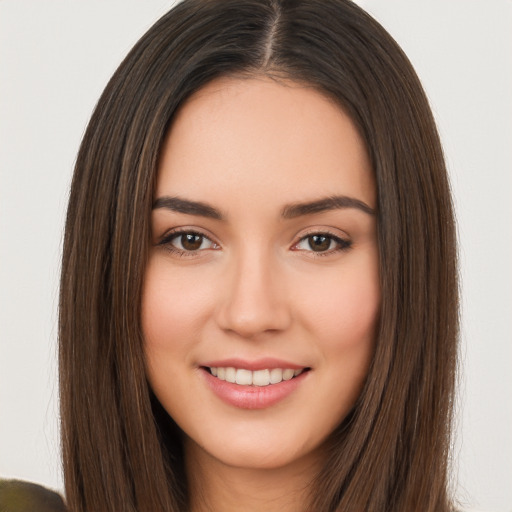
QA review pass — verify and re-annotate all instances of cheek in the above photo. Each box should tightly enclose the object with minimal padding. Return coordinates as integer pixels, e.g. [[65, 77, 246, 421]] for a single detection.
[[297, 256, 380, 354], [141, 257, 216, 412], [141, 257, 213, 353], [300, 256, 380, 423]]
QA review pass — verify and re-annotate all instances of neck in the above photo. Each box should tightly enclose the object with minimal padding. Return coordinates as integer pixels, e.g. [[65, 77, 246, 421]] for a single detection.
[[185, 439, 321, 512]]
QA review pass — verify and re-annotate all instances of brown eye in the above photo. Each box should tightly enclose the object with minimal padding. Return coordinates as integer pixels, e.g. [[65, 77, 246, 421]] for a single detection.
[[159, 230, 218, 254], [293, 232, 352, 255], [308, 235, 331, 252], [180, 233, 204, 251]]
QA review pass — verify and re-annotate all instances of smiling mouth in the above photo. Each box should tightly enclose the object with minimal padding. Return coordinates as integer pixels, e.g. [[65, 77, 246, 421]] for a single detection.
[[204, 367, 310, 387]]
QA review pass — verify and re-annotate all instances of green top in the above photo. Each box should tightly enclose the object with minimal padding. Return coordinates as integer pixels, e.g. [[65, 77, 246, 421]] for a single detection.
[[0, 479, 67, 512]]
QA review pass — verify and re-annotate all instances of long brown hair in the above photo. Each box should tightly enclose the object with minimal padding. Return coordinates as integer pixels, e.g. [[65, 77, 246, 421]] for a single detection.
[[59, 1, 459, 510]]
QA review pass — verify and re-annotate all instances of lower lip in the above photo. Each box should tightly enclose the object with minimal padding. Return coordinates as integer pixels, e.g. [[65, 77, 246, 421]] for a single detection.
[[201, 368, 309, 410]]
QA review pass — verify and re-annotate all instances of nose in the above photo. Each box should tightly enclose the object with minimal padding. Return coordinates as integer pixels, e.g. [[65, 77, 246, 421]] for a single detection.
[[215, 247, 292, 339]]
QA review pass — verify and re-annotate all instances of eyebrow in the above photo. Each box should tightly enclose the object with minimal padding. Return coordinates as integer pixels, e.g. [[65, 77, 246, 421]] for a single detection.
[[281, 195, 376, 218], [152, 194, 376, 220], [152, 196, 224, 220]]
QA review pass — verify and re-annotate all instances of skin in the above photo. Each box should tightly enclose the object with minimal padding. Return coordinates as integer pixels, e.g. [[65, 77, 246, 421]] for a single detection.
[[142, 76, 380, 512]]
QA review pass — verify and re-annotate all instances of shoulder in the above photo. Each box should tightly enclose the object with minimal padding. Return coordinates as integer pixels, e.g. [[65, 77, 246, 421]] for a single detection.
[[0, 479, 67, 512]]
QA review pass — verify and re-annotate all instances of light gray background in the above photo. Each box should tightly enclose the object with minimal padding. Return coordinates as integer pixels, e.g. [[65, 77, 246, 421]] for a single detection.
[[1, 1, 511, 511]]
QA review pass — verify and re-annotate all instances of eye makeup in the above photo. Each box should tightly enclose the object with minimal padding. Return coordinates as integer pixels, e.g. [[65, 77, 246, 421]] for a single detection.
[[156, 227, 352, 259]]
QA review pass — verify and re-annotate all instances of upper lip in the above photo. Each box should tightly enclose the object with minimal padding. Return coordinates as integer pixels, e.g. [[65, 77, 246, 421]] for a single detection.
[[200, 357, 309, 371]]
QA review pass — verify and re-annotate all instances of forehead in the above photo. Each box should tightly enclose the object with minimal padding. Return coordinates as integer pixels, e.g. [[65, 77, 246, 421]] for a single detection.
[[156, 76, 375, 210]]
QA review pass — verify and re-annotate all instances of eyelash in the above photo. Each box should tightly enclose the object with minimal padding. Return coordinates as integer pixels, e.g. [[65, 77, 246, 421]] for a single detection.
[[158, 229, 219, 258], [292, 231, 352, 257], [157, 229, 352, 258]]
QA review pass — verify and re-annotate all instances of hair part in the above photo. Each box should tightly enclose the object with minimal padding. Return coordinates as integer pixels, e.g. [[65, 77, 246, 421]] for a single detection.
[[59, 1, 459, 511]]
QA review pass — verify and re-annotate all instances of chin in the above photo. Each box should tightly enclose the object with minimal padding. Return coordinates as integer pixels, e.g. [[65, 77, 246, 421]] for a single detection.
[[185, 421, 328, 472]]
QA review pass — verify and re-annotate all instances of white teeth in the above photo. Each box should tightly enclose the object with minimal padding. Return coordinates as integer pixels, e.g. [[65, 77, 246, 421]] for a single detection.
[[225, 367, 236, 383], [208, 366, 305, 386], [252, 369, 270, 386], [283, 369, 295, 381], [236, 369, 253, 385], [269, 368, 283, 384]]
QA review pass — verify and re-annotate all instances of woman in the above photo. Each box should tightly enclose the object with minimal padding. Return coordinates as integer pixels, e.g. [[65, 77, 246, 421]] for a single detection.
[[59, 0, 459, 511]]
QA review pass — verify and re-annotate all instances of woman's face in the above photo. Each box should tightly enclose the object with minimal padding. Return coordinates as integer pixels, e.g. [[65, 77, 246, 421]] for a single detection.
[[142, 77, 380, 471]]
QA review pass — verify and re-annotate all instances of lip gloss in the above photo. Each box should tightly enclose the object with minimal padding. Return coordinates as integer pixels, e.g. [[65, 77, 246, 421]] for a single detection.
[[201, 368, 309, 410]]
